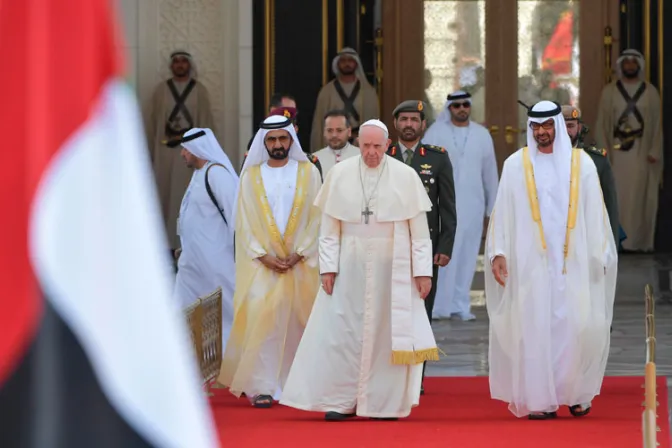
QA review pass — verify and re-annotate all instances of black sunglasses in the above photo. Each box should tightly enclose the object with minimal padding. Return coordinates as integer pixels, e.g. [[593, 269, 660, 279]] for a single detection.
[[450, 101, 471, 109]]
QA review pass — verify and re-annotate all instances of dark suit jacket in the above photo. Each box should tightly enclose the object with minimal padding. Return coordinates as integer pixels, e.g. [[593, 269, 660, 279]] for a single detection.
[[386, 142, 457, 256]]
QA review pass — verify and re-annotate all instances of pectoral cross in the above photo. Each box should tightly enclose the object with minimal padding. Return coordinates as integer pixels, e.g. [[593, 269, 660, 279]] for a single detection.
[[362, 206, 373, 224]]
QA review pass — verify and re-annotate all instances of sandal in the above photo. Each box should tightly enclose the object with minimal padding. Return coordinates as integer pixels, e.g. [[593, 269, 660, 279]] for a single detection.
[[568, 404, 591, 417], [252, 394, 273, 408]]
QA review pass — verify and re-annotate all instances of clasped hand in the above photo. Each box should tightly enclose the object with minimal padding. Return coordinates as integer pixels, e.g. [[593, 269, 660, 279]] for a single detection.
[[258, 253, 303, 273]]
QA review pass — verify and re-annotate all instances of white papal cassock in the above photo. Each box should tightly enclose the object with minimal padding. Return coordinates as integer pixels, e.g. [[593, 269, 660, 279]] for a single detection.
[[281, 153, 438, 418], [485, 102, 618, 417]]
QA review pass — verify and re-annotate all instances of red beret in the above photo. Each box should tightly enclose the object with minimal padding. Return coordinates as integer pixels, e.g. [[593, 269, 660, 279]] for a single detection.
[[269, 106, 298, 121]]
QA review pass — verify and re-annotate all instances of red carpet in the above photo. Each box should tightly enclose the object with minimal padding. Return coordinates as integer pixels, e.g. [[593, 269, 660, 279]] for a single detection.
[[211, 376, 670, 448]]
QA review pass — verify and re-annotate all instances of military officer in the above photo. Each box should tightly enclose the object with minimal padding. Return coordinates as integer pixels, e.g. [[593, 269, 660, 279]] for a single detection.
[[241, 106, 323, 179], [387, 100, 457, 394], [562, 105, 620, 245]]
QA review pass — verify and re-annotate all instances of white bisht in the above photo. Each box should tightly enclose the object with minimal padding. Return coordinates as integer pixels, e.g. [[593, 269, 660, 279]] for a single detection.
[[484, 101, 618, 417]]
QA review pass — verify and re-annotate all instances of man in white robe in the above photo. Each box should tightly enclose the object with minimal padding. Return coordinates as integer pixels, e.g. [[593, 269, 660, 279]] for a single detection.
[[310, 48, 379, 151], [218, 116, 322, 408], [485, 101, 618, 420], [171, 128, 238, 347], [144, 51, 216, 251], [281, 120, 438, 421], [424, 91, 499, 321], [313, 109, 360, 175], [595, 49, 663, 252]]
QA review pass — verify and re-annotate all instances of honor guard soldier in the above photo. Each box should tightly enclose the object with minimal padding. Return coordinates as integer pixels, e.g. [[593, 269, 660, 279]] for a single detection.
[[387, 100, 457, 394], [241, 106, 323, 180], [562, 105, 620, 246]]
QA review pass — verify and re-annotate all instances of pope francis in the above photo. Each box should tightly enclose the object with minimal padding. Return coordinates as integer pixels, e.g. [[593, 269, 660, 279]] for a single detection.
[[280, 119, 438, 421]]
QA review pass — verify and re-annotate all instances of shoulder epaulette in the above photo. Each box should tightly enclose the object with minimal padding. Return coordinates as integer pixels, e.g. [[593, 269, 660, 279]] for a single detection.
[[584, 146, 607, 157], [387, 145, 398, 156], [423, 144, 446, 154]]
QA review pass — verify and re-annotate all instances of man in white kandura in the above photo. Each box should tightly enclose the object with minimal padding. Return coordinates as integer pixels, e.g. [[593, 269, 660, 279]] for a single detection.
[[172, 128, 238, 348], [485, 101, 618, 420], [423, 90, 499, 321], [312, 109, 360, 175], [218, 115, 322, 408], [281, 119, 439, 421]]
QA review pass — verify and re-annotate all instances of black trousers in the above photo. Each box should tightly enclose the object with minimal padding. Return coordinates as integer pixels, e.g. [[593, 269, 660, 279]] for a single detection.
[[422, 263, 440, 382]]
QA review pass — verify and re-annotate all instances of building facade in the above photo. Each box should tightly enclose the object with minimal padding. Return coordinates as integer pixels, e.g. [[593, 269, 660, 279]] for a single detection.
[[118, 0, 670, 250]]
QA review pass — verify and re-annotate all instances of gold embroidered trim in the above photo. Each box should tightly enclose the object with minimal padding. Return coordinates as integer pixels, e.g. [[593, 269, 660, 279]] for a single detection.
[[523, 147, 581, 273], [391, 348, 440, 365], [563, 148, 581, 273], [250, 162, 311, 257], [522, 147, 547, 250]]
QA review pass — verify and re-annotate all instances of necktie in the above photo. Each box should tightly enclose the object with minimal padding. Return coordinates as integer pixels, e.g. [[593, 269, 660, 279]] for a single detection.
[[405, 149, 414, 166]]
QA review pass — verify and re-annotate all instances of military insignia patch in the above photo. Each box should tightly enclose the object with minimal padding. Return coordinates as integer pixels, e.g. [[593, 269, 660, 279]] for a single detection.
[[419, 147, 426, 156], [389, 146, 397, 156], [283, 109, 291, 118], [420, 164, 432, 169], [601, 148, 607, 156], [571, 109, 579, 119], [418, 101, 424, 112]]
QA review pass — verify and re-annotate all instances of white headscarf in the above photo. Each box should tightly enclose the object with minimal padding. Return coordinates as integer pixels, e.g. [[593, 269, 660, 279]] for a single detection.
[[332, 47, 373, 87], [616, 48, 645, 81], [526, 100, 573, 219], [170, 50, 197, 78], [242, 115, 309, 173], [181, 128, 238, 179], [431, 90, 472, 128]]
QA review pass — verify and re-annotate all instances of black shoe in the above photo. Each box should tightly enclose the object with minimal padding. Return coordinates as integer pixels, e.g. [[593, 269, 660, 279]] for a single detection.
[[370, 417, 398, 421], [528, 411, 557, 420], [420, 386, 425, 395], [325, 411, 356, 421], [568, 405, 591, 417]]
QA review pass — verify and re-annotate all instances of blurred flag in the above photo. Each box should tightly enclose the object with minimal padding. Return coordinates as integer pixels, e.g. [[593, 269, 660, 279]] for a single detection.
[[541, 9, 574, 76], [0, 1, 218, 447]]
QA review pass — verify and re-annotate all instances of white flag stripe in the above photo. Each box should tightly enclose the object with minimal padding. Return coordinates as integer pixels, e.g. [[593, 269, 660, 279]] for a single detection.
[[30, 81, 218, 448]]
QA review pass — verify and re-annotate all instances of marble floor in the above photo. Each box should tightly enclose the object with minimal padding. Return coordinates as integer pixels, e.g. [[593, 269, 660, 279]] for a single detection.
[[426, 253, 672, 435]]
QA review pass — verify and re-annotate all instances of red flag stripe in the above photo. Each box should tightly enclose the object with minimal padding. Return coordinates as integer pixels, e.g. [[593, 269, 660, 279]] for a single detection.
[[0, 0, 122, 383]]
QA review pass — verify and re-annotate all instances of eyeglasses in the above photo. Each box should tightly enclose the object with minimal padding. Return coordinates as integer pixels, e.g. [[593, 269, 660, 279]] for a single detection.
[[450, 101, 471, 109], [529, 121, 554, 131]]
